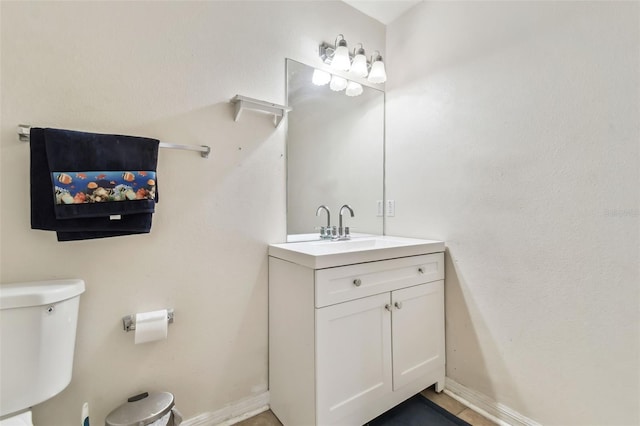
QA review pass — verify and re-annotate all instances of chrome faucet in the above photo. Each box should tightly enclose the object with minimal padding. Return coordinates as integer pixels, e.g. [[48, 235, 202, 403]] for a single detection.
[[316, 205, 332, 239], [338, 204, 355, 239]]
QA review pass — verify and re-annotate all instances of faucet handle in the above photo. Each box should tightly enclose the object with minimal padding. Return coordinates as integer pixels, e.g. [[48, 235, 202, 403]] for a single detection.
[[317, 226, 333, 240], [344, 227, 351, 238]]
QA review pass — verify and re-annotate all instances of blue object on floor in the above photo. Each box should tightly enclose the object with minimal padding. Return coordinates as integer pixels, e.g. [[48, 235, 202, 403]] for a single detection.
[[367, 394, 472, 426]]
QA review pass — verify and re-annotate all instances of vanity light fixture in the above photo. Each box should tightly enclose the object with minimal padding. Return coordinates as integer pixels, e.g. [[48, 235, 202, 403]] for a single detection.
[[319, 35, 386, 84], [367, 51, 387, 84], [310, 69, 363, 96], [312, 69, 331, 86], [345, 81, 363, 97], [350, 44, 369, 78], [329, 75, 348, 91], [331, 34, 351, 71]]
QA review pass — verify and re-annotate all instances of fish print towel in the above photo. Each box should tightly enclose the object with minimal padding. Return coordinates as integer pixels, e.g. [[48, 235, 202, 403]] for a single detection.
[[30, 127, 159, 241]]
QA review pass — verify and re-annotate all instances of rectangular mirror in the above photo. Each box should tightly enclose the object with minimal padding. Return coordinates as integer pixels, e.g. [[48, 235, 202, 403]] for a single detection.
[[286, 59, 385, 241]]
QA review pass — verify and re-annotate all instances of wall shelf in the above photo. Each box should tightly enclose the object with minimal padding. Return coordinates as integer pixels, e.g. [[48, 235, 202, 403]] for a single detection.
[[231, 95, 292, 128]]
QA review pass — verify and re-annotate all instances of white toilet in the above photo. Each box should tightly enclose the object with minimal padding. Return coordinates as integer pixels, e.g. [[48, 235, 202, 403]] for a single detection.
[[0, 279, 85, 426]]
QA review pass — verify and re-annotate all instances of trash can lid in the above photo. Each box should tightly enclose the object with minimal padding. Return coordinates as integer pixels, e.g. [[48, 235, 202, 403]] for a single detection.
[[105, 392, 174, 426]]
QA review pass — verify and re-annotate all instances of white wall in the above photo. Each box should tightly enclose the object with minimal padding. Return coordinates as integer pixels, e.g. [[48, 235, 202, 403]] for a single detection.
[[0, 2, 384, 425], [386, 1, 639, 425]]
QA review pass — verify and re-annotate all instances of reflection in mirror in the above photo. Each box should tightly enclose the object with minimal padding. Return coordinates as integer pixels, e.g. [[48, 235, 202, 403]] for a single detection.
[[286, 59, 384, 241]]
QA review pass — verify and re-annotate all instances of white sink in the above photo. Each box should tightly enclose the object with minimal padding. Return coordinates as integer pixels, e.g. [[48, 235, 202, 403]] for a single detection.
[[269, 235, 444, 269]]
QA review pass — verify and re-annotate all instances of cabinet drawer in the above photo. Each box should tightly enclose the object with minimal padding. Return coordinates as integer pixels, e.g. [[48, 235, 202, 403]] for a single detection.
[[315, 253, 444, 308]]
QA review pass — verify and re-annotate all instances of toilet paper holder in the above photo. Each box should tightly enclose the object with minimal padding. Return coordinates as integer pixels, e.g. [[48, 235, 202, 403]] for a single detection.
[[122, 309, 174, 332]]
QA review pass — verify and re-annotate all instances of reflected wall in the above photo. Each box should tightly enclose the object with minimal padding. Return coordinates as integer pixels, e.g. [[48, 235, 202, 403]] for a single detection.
[[286, 59, 384, 239]]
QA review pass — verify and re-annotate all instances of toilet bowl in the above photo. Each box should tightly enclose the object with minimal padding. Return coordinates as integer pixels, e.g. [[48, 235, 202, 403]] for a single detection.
[[0, 279, 85, 425]]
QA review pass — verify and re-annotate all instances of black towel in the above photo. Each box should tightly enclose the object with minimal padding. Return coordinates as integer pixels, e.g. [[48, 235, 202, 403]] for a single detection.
[[30, 127, 159, 241]]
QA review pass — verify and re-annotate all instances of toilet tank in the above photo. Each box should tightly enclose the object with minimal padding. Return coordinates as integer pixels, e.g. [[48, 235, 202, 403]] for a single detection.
[[0, 279, 85, 417]]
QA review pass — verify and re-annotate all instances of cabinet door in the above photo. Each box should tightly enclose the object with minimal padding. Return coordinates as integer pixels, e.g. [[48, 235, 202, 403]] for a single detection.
[[391, 280, 445, 390], [316, 293, 392, 425]]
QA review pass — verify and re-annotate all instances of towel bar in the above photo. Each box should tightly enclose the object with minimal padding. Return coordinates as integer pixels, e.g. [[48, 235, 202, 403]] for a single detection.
[[18, 125, 211, 159]]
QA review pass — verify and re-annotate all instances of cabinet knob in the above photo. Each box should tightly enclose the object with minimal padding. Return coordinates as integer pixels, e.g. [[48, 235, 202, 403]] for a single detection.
[[353, 278, 362, 287], [418, 267, 425, 274], [384, 304, 391, 311], [394, 301, 403, 310]]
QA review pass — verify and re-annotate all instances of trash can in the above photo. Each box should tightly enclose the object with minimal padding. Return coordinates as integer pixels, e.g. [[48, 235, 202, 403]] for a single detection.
[[105, 392, 181, 426]]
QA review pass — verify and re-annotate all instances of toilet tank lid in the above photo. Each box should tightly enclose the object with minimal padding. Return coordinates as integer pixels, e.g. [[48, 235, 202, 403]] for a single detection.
[[0, 279, 85, 309]]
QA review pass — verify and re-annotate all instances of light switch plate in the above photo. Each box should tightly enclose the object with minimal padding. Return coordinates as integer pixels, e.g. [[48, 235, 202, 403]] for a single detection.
[[386, 200, 395, 217]]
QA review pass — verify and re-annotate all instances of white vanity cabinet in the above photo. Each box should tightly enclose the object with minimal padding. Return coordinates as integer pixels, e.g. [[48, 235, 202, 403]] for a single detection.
[[269, 241, 445, 426]]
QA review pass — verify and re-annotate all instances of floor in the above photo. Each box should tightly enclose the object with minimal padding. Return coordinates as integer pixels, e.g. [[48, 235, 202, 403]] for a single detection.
[[235, 385, 498, 426]]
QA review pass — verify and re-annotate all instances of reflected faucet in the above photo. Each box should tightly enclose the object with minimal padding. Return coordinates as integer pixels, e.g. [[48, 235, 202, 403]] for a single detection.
[[338, 204, 355, 240], [316, 205, 331, 239]]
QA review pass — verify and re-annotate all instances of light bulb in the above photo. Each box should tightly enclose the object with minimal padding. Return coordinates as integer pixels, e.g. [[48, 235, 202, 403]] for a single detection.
[[331, 36, 351, 71], [351, 45, 368, 78], [367, 52, 387, 84], [312, 69, 331, 86], [329, 75, 347, 91], [345, 81, 363, 97]]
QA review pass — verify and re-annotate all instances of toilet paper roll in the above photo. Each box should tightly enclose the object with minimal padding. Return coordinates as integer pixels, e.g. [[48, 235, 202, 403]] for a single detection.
[[134, 309, 168, 344]]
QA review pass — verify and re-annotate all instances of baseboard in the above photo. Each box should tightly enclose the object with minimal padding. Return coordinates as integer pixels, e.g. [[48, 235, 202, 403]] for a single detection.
[[181, 392, 270, 426], [180, 380, 540, 426], [444, 378, 541, 426]]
